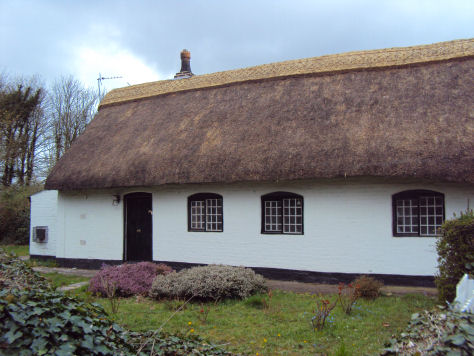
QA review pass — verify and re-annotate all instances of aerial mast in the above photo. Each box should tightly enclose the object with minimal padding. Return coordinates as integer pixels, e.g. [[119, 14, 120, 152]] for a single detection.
[[97, 73, 123, 98]]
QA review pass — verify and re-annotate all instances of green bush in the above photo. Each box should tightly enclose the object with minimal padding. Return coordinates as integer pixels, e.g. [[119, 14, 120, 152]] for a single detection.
[[127, 330, 234, 355], [89, 262, 174, 297], [382, 307, 473, 355], [0, 185, 42, 244], [0, 247, 50, 292], [0, 288, 136, 356], [0, 288, 235, 356], [435, 210, 474, 303], [150, 264, 267, 301], [0, 248, 233, 356], [353, 275, 384, 299]]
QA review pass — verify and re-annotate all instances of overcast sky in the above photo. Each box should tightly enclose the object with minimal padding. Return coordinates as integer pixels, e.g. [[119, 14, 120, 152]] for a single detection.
[[1, 0, 473, 93]]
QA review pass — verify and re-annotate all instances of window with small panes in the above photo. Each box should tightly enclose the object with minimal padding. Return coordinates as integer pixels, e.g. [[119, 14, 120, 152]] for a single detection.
[[392, 190, 444, 237], [188, 193, 223, 232], [261, 192, 303, 235]]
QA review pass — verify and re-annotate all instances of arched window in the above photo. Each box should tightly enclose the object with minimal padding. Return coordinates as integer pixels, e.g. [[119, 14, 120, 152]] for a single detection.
[[392, 190, 444, 237], [188, 193, 223, 232], [261, 192, 303, 234]]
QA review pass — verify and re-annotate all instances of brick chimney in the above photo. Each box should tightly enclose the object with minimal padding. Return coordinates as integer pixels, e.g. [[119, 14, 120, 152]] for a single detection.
[[174, 49, 194, 79]]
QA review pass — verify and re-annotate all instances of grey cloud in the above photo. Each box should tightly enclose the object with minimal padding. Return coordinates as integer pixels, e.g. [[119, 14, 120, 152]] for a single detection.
[[1, 0, 472, 87]]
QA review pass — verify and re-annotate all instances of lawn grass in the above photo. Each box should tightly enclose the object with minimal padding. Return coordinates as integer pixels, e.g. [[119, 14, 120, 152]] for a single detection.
[[67, 289, 437, 355], [1, 244, 29, 256], [25, 258, 59, 268], [40, 272, 90, 289], [0, 244, 60, 267]]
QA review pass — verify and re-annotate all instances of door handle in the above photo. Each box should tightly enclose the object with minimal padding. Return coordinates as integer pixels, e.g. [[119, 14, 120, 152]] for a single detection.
[[136, 228, 142, 233]]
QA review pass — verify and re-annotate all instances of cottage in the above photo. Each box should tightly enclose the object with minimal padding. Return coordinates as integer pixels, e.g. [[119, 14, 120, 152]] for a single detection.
[[31, 39, 474, 286]]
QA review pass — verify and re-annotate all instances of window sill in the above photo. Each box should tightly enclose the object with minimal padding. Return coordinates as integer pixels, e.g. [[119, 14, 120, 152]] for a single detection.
[[188, 230, 223, 233], [392, 235, 438, 238], [261, 232, 303, 236]]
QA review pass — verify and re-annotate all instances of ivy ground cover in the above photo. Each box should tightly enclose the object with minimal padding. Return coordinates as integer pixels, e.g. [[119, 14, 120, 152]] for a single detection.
[[68, 288, 436, 355]]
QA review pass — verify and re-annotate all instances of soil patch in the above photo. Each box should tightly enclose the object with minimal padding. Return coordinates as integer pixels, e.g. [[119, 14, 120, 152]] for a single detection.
[[266, 279, 438, 296]]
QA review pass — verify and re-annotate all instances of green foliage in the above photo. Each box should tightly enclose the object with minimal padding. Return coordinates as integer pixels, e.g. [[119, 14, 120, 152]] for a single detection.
[[128, 330, 233, 355], [0, 252, 234, 356], [164, 299, 188, 311], [25, 258, 58, 268], [382, 307, 473, 355], [0, 288, 136, 356], [0, 287, 234, 356], [435, 210, 474, 303], [334, 341, 350, 356], [0, 185, 41, 244], [150, 264, 267, 301], [99, 290, 435, 355], [244, 293, 270, 310], [1, 244, 29, 256], [0, 83, 43, 186], [354, 275, 384, 299], [0, 247, 50, 292], [41, 272, 90, 290]]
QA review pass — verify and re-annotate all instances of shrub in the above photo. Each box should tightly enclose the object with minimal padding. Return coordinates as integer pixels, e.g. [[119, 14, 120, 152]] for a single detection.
[[150, 264, 267, 301], [128, 330, 234, 355], [0, 185, 42, 244], [337, 282, 360, 314], [435, 210, 474, 303], [311, 296, 337, 331], [0, 288, 233, 356], [0, 288, 135, 355], [382, 307, 473, 355], [89, 262, 173, 297], [353, 275, 383, 299], [0, 247, 50, 292]]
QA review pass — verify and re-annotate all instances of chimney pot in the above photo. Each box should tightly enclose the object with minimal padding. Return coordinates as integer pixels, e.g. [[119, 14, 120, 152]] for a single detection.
[[175, 49, 193, 79], [181, 49, 191, 60]]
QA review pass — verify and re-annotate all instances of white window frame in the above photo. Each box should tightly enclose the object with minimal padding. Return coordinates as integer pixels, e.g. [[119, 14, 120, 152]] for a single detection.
[[261, 192, 303, 235], [188, 193, 223, 232], [392, 190, 445, 237]]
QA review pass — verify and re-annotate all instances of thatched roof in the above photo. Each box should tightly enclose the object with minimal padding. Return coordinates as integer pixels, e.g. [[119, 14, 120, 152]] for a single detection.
[[46, 39, 474, 190]]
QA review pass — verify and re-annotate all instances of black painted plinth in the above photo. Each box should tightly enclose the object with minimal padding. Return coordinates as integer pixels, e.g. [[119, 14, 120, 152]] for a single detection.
[[32, 256, 435, 287]]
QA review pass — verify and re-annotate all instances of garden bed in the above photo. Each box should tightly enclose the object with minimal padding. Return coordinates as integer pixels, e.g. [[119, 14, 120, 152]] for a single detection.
[[67, 287, 436, 355], [1, 248, 441, 355]]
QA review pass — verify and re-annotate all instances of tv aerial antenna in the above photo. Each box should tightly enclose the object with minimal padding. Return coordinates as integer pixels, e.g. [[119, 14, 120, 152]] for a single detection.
[[97, 73, 123, 97]]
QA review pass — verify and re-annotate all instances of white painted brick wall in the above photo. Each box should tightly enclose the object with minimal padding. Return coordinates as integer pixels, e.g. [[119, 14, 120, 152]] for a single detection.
[[48, 180, 473, 276], [55, 191, 124, 260], [153, 181, 473, 276], [30, 190, 58, 256]]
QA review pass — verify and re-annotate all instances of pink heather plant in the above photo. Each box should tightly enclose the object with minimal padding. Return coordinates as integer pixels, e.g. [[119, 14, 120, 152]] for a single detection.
[[89, 262, 174, 297]]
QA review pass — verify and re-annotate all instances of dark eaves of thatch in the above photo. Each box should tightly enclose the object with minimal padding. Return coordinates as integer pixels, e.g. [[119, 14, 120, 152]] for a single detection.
[[45, 39, 474, 190]]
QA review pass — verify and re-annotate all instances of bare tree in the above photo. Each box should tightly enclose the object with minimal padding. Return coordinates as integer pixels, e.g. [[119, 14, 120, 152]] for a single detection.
[[0, 74, 99, 185], [48, 76, 99, 164], [0, 77, 44, 186]]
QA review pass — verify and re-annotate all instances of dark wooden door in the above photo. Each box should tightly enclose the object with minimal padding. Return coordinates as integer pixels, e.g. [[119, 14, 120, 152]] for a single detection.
[[124, 192, 152, 261]]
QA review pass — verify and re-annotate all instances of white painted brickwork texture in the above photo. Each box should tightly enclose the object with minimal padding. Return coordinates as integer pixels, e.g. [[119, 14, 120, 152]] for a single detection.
[[46, 181, 472, 276], [55, 191, 123, 260], [29, 190, 58, 256]]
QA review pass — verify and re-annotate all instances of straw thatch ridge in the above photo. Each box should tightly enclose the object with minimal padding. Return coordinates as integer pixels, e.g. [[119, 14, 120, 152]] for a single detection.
[[45, 40, 474, 190], [100, 39, 474, 107]]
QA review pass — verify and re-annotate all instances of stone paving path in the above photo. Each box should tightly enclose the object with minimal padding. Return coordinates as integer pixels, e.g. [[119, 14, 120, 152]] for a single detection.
[[33, 266, 97, 278], [57, 281, 90, 291]]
